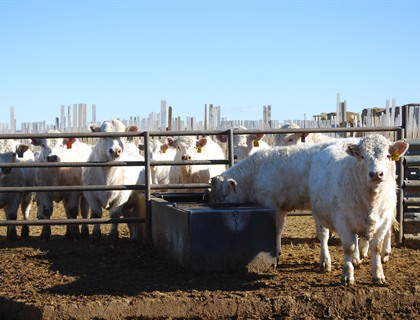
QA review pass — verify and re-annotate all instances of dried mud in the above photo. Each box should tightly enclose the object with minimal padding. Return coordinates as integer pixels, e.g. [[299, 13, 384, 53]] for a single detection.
[[0, 203, 419, 320]]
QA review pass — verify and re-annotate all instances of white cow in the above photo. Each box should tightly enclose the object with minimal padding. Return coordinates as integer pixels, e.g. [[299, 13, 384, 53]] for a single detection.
[[168, 135, 226, 192], [308, 134, 408, 285], [274, 123, 332, 146], [31, 131, 92, 240], [0, 140, 35, 240], [216, 126, 270, 161], [139, 139, 176, 190], [82, 119, 145, 245], [210, 140, 356, 261]]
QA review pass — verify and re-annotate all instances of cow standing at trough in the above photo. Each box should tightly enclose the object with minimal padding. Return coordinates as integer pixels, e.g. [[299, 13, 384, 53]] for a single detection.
[[82, 119, 145, 245], [32, 131, 92, 240], [216, 126, 270, 161], [210, 141, 353, 261], [308, 134, 408, 285], [168, 135, 226, 192], [0, 140, 35, 240]]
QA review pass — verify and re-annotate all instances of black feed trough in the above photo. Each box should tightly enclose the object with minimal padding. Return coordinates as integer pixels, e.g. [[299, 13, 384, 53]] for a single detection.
[[151, 192, 278, 273]]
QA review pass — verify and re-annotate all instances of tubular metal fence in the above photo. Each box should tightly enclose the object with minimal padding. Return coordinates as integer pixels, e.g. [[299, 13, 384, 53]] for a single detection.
[[1, 104, 417, 245]]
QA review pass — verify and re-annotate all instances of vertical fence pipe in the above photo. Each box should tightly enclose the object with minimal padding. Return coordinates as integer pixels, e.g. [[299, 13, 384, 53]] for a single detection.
[[143, 131, 152, 242], [227, 129, 234, 168], [396, 126, 406, 244]]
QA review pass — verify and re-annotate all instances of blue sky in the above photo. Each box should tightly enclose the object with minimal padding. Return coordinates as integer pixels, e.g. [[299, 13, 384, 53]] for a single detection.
[[0, 0, 419, 127]]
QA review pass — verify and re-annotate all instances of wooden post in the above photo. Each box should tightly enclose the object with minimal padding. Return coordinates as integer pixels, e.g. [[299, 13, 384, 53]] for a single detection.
[[161, 100, 166, 131], [167, 106, 172, 131], [209, 104, 213, 130], [204, 104, 208, 130]]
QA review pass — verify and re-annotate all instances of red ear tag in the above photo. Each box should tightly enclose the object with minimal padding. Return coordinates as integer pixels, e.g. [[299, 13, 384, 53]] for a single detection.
[[66, 141, 73, 149]]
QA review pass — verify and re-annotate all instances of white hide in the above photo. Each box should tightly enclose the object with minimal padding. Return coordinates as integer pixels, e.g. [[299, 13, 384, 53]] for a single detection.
[[274, 123, 332, 146], [145, 139, 176, 186], [210, 139, 358, 261], [0, 140, 35, 239], [31, 130, 92, 240], [308, 134, 408, 285], [82, 119, 145, 244], [168, 135, 226, 192], [216, 126, 270, 161]]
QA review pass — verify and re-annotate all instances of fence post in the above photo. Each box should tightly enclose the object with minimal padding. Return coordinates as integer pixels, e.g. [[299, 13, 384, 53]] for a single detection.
[[143, 131, 152, 243], [396, 126, 406, 245]]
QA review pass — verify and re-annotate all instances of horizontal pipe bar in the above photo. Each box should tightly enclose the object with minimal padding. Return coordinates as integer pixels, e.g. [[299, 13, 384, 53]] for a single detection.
[[0, 159, 229, 168], [0, 126, 403, 141], [0, 217, 146, 227], [404, 156, 420, 166], [0, 183, 211, 193], [404, 180, 420, 187], [0, 184, 146, 193]]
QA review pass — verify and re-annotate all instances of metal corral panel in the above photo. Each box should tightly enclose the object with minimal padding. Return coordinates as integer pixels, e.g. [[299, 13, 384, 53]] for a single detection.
[[402, 139, 420, 248], [151, 197, 278, 272]]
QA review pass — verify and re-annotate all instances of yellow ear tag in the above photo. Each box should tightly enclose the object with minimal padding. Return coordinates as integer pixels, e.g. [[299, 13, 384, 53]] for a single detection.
[[391, 151, 400, 161], [253, 140, 259, 147], [160, 145, 166, 153], [197, 146, 202, 153]]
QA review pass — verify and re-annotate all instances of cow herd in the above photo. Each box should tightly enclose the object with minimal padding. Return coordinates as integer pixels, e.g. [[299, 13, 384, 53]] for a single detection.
[[0, 118, 409, 286]]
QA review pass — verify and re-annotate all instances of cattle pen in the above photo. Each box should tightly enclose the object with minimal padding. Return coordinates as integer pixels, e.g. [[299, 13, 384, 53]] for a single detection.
[[0, 118, 417, 246], [0, 104, 419, 320]]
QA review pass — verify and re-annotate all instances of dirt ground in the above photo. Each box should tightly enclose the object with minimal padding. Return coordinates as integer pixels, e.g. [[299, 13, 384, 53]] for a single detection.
[[0, 202, 419, 320]]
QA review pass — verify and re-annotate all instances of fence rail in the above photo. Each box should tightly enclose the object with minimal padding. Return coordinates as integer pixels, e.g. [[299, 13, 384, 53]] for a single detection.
[[1, 104, 418, 246]]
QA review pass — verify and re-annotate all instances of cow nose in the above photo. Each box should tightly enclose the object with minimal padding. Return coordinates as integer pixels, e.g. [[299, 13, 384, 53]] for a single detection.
[[47, 155, 59, 162], [369, 171, 384, 181], [109, 147, 122, 157], [182, 155, 191, 160]]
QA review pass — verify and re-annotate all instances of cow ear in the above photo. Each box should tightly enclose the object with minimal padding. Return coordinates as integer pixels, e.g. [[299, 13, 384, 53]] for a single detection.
[[90, 125, 99, 133], [198, 137, 208, 148], [126, 126, 138, 133], [16, 144, 29, 158], [228, 178, 237, 193], [346, 144, 361, 159], [167, 137, 175, 147], [301, 132, 309, 143], [389, 141, 409, 159], [215, 134, 227, 143], [64, 138, 76, 149], [31, 139, 41, 146]]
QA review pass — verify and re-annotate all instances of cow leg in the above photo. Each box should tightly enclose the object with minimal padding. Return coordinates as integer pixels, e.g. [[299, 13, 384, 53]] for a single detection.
[[80, 195, 90, 239], [37, 192, 53, 241], [64, 196, 81, 239], [20, 192, 33, 238], [109, 206, 124, 248], [6, 207, 18, 241], [370, 235, 386, 284], [316, 222, 331, 272], [276, 210, 287, 264], [5, 194, 24, 240], [381, 228, 392, 263], [90, 208, 103, 246], [358, 237, 369, 262], [338, 227, 358, 286]]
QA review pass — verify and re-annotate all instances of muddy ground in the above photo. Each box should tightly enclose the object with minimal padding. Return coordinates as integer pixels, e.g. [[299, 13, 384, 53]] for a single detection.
[[0, 202, 419, 320]]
